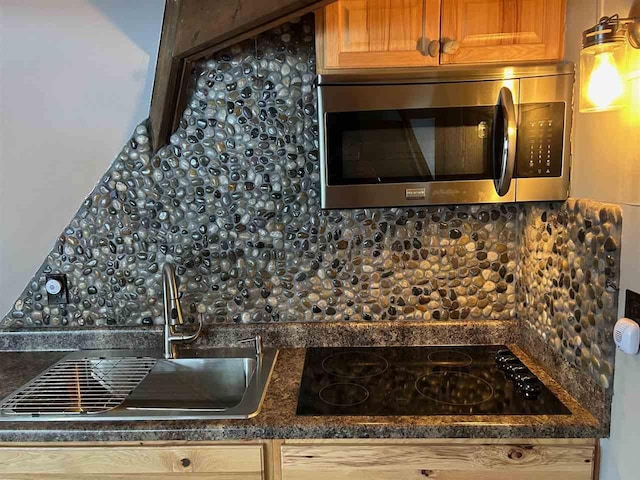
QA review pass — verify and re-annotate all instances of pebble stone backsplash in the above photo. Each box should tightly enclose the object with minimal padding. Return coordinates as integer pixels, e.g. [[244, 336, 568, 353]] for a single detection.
[[517, 199, 622, 389], [2, 15, 517, 329], [0, 15, 623, 391]]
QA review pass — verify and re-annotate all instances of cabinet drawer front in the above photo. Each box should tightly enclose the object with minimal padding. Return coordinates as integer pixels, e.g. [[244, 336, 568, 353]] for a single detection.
[[0, 445, 264, 476], [281, 443, 595, 480]]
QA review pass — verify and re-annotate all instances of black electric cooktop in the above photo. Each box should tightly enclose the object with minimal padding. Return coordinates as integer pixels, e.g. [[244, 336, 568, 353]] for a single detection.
[[296, 345, 571, 416]]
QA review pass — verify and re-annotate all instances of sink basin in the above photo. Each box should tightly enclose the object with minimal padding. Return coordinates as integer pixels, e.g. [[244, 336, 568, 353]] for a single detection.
[[0, 347, 278, 421], [123, 357, 256, 411]]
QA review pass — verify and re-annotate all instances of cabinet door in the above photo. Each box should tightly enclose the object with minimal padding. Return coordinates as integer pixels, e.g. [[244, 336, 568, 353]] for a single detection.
[[317, 0, 441, 70], [280, 442, 596, 480], [440, 0, 565, 64], [0, 444, 265, 479]]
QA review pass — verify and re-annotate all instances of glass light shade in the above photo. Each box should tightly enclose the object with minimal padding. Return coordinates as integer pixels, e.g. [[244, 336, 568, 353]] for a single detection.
[[626, 38, 640, 113], [580, 41, 627, 112]]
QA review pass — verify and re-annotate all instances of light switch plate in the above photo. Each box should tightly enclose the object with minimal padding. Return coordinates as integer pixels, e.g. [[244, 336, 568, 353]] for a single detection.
[[624, 289, 640, 326]]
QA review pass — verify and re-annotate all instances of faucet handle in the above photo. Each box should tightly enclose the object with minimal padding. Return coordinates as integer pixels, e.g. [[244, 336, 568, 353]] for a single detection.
[[238, 335, 263, 357]]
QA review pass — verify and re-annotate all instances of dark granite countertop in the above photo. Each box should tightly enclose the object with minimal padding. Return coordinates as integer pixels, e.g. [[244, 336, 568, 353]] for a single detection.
[[0, 345, 601, 442]]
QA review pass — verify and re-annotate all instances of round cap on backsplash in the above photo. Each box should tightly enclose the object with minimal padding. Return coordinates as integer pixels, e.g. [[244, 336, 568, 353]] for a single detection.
[[45, 279, 62, 295]]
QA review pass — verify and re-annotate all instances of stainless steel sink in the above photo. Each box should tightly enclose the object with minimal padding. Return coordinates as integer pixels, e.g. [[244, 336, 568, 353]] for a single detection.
[[0, 347, 278, 421], [124, 357, 256, 411]]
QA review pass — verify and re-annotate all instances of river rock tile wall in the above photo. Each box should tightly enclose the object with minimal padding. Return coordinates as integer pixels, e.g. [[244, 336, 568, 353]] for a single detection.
[[2, 16, 517, 329], [517, 199, 622, 389]]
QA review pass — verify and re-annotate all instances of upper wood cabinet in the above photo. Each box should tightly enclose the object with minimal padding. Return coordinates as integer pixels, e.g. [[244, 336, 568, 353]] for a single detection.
[[440, 0, 566, 64], [317, 0, 441, 69], [316, 0, 566, 71]]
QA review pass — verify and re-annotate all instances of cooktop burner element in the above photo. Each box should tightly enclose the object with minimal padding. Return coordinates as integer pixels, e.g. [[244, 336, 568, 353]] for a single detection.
[[296, 345, 571, 416], [322, 351, 388, 379], [319, 383, 370, 407], [415, 371, 494, 406], [426, 350, 473, 367]]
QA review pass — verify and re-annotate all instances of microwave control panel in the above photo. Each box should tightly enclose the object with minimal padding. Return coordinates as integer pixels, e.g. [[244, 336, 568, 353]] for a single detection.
[[515, 102, 565, 178]]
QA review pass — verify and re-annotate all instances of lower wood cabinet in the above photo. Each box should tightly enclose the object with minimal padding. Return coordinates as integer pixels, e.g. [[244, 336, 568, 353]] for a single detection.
[[277, 439, 599, 480], [0, 438, 598, 480], [0, 441, 270, 479]]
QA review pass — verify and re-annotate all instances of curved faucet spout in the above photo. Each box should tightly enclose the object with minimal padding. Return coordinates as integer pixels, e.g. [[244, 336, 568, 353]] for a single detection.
[[162, 263, 202, 358], [162, 263, 184, 326]]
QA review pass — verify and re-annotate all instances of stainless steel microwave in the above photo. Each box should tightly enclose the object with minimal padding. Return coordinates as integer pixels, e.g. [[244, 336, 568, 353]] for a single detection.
[[318, 63, 574, 209]]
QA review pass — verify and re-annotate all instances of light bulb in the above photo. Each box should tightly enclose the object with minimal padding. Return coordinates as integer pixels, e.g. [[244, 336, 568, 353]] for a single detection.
[[587, 51, 625, 109]]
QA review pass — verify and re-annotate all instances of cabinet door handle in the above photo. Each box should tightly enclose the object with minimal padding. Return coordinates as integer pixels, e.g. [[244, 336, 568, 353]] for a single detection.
[[442, 39, 460, 54], [428, 40, 440, 57], [417, 38, 440, 57], [181, 458, 191, 467]]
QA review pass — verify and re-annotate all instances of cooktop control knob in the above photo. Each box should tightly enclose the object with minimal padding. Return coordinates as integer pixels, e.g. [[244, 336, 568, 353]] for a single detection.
[[496, 354, 520, 371], [506, 364, 530, 381], [515, 374, 543, 399], [495, 350, 544, 400], [521, 385, 542, 399], [512, 368, 533, 383]]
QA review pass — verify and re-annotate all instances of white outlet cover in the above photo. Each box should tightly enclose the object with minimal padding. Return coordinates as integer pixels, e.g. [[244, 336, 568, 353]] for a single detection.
[[614, 318, 640, 355]]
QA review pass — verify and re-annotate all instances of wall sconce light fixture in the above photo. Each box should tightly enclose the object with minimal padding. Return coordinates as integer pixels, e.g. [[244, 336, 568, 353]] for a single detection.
[[580, 13, 640, 113]]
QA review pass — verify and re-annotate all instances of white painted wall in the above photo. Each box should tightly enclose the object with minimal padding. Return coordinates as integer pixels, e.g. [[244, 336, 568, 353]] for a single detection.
[[565, 1, 640, 479], [0, 0, 165, 316], [600, 205, 640, 480]]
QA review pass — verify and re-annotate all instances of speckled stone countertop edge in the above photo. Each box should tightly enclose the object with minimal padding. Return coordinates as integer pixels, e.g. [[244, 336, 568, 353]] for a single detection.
[[518, 325, 609, 429], [0, 328, 162, 352], [0, 424, 602, 443], [0, 320, 519, 352]]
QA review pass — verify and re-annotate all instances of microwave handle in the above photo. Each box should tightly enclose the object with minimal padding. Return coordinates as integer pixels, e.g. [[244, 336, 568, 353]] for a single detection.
[[494, 86, 517, 197]]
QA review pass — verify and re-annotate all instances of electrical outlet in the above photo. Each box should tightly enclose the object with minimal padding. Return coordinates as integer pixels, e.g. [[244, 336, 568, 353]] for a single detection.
[[45, 274, 69, 305], [624, 289, 640, 326]]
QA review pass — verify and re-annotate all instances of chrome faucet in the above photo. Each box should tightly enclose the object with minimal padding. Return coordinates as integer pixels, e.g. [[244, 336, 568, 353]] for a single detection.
[[238, 335, 264, 357], [162, 263, 202, 359]]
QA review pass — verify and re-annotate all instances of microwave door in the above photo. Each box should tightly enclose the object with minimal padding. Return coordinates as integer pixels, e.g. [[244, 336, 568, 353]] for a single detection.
[[319, 80, 519, 208]]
